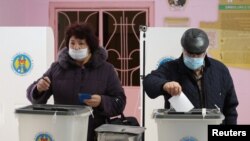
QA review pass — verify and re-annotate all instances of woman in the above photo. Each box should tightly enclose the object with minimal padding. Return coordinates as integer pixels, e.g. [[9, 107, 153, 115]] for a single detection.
[[27, 23, 126, 141]]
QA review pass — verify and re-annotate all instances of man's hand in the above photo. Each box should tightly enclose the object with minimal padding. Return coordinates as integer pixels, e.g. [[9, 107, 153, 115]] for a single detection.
[[163, 81, 182, 96]]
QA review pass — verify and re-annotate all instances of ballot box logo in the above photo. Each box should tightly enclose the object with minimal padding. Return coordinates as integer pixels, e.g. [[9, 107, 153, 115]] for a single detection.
[[11, 53, 33, 76], [180, 136, 198, 141], [35, 132, 54, 141], [157, 56, 175, 68]]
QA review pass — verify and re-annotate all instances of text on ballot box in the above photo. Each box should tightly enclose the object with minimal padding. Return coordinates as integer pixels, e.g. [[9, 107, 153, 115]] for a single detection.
[[153, 109, 224, 141], [15, 104, 92, 141]]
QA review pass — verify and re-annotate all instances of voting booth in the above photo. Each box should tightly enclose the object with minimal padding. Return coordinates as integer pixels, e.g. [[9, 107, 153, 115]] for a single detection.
[[0, 27, 54, 141], [15, 104, 92, 141], [140, 26, 187, 141], [153, 109, 224, 141]]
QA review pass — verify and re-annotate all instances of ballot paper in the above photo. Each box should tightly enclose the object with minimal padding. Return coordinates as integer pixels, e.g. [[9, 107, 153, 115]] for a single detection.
[[168, 92, 194, 112]]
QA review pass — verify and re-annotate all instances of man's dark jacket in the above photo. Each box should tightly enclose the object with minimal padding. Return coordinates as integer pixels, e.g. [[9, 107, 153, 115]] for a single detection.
[[27, 47, 126, 141], [143, 55, 238, 124]]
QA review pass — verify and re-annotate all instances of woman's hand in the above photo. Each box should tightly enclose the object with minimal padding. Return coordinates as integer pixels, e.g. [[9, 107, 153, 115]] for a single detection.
[[84, 94, 101, 107], [36, 76, 51, 93]]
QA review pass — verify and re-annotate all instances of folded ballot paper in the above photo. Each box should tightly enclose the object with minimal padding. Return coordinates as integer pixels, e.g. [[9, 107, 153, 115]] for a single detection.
[[168, 92, 194, 112]]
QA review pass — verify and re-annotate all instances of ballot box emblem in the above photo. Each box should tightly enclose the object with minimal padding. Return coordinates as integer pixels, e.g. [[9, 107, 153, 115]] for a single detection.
[[35, 132, 54, 141], [11, 53, 33, 76]]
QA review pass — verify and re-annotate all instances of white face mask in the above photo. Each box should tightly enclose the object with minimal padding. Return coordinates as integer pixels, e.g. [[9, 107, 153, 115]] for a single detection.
[[68, 48, 88, 61]]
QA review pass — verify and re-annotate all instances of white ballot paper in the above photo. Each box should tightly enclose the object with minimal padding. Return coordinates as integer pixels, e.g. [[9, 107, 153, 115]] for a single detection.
[[168, 92, 194, 112]]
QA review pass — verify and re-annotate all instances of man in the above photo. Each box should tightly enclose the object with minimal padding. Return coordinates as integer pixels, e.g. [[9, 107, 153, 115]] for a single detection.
[[143, 28, 238, 124]]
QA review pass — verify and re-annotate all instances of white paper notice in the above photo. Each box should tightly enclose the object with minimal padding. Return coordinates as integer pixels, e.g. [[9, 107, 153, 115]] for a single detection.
[[168, 92, 194, 112]]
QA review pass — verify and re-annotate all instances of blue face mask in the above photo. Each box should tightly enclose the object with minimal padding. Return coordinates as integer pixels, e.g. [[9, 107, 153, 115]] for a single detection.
[[183, 56, 204, 70]]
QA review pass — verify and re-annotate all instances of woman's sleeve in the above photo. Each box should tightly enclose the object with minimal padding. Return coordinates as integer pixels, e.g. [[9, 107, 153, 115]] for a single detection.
[[26, 63, 56, 104], [98, 65, 126, 117]]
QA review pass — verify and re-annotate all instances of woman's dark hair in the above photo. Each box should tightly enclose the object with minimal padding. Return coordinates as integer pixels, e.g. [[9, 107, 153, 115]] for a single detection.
[[65, 22, 99, 53]]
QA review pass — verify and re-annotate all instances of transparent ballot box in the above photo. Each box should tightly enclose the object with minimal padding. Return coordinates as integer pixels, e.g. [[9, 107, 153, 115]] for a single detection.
[[95, 124, 145, 141], [15, 104, 92, 141], [153, 109, 224, 141]]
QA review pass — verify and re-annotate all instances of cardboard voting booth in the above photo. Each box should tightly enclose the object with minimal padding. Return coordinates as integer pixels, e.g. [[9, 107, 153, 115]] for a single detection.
[[139, 26, 186, 141], [15, 104, 92, 141], [0, 27, 54, 141], [153, 109, 224, 141], [95, 124, 145, 141]]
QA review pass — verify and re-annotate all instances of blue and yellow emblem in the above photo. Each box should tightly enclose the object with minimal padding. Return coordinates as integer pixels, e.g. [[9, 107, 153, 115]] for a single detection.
[[11, 53, 33, 75], [35, 133, 54, 141]]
